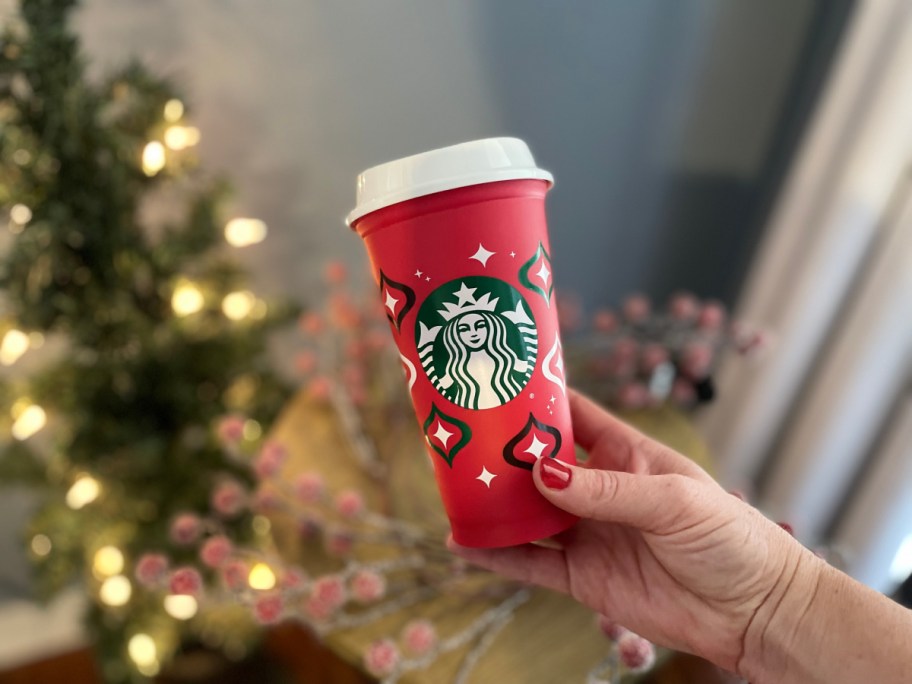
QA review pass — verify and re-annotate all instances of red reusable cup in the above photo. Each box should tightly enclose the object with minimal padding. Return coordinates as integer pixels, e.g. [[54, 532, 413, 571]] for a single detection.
[[347, 138, 578, 547]]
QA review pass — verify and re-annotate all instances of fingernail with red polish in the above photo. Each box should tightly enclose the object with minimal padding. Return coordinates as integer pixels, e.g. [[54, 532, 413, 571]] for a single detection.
[[540, 459, 572, 490]]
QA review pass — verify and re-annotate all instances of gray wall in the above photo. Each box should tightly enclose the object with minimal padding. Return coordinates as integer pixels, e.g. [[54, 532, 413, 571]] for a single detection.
[[72, 0, 825, 310]]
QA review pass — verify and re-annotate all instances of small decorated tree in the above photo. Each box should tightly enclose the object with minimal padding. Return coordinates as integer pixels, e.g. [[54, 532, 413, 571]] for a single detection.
[[0, 0, 294, 680]]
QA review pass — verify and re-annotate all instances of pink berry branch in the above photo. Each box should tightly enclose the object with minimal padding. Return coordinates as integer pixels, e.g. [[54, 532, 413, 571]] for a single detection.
[[560, 291, 768, 411]]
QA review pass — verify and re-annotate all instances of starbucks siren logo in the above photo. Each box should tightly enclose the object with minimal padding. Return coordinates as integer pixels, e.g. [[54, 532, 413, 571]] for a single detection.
[[415, 276, 537, 410]]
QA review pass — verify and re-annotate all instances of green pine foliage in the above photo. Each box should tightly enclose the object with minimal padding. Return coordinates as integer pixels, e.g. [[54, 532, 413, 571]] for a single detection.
[[0, 0, 296, 680]]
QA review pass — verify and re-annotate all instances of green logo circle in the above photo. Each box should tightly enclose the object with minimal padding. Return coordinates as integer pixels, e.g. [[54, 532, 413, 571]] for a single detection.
[[415, 276, 537, 410]]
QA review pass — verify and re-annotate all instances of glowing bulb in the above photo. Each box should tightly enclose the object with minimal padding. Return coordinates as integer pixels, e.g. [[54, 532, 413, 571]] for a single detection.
[[12, 404, 46, 440], [0, 329, 30, 365], [31, 534, 52, 556], [224, 218, 267, 247], [171, 283, 204, 316], [10, 204, 32, 224], [163, 98, 184, 122], [128, 633, 157, 667], [164, 594, 198, 620], [242, 419, 261, 441], [252, 515, 271, 535], [222, 291, 256, 320], [99, 575, 132, 606], [248, 562, 275, 590], [93, 546, 124, 577], [66, 475, 101, 509], [164, 125, 200, 151], [142, 141, 166, 176]]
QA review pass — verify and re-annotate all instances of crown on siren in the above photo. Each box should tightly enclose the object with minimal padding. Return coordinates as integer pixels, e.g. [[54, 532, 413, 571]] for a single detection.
[[438, 284, 499, 321]]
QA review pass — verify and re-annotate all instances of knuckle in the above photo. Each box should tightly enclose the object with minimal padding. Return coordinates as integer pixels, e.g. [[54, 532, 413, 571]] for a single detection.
[[584, 469, 618, 518]]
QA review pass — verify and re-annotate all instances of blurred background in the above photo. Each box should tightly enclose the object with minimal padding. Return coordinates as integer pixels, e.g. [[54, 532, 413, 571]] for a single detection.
[[3, 0, 912, 681]]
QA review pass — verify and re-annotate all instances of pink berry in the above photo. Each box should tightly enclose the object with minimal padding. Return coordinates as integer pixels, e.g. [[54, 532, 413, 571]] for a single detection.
[[329, 293, 360, 329], [350, 569, 386, 604], [311, 575, 346, 610], [222, 560, 248, 591], [295, 350, 317, 375], [216, 415, 245, 445], [618, 633, 655, 673], [681, 342, 713, 379], [670, 378, 697, 406], [335, 489, 365, 519], [622, 294, 650, 323], [280, 568, 307, 590], [304, 594, 336, 622], [211, 480, 247, 518], [639, 343, 669, 373], [169, 513, 202, 546], [307, 376, 332, 401], [617, 382, 649, 410], [596, 615, 628, 642], [592, 309, 618, 333], [253, 594, 283, 625], [324, 261, 348, 285], [324, 530, 354, 558], [668, 291, 699, 321], [169, 567, 203, 597], [252, 485, 281, 512], [299, 312, 324, 335], [294, 472, 325, 503], [135, 553, 169, 587], [253, 441, 287, 480], [698, 301, 726, 330], [402, 620, 437, 656], [199, 535, 233, 568], [364, 639, 400, 678]]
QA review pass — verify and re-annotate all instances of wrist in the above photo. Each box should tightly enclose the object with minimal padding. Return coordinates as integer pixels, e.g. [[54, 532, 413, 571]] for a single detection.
[[738, 544, 827, 683]]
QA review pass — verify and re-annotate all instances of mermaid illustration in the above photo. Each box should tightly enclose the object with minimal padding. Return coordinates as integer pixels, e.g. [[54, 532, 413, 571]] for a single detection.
[[417, 280, 537, 410]]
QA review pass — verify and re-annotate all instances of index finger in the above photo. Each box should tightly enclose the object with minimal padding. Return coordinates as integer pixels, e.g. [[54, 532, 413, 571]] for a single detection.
[[568, 388, 715, 483]]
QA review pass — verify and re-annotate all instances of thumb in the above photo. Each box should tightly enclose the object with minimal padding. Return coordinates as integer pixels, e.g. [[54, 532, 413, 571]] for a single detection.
[[534, 458, 696, 533]]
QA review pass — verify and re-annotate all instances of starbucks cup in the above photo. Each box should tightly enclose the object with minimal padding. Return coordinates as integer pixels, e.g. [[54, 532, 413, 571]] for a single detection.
[[346, 138, 578, 548]]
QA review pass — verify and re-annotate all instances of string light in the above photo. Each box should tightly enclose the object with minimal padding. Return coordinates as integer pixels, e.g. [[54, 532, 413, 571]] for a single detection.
[[163, 98, 184, 123], [66, 475, 101, 509], [11, 404, 46, 440], [224, 218, 267, 247], [93, 546, 124, 578], [99, 575, 132, 606], [30, 534, 52, 557], [171, 283, 204, 316], [248, 562, 276, 590], [163, 125, 201, 151], [252, 515, 271, 535], [0, 329, 30, 365], [164, 594, 198, 620], [142, 141, 166, 176], [242, 419, 261, 441], [222, 290, 256, 320], [128, 633, 158, 671], [9, 204, 31, 225]]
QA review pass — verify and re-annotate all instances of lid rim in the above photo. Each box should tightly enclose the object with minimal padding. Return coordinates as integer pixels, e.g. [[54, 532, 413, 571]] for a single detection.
[[346, 168, 553, 226]]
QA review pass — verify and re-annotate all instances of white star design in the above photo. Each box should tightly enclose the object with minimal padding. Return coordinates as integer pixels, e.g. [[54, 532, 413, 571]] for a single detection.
[[530, 393, 535, 399], [510, 251, 516, 258], [383, 289, 400, 314], [432, 421, 454, 449], [414, 269, 423, 277], [425, 276, 431, 282], [535, 261, 551, 286], [470, 243, 496, 267], [549, 395, 556, 404], [524, 435, 549, 460], [476, 466, 497, 488], [454, 282, 478, 306]]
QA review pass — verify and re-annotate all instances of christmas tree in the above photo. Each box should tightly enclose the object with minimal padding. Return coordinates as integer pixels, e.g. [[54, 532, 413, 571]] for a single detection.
[[0, 0, 294, 680]]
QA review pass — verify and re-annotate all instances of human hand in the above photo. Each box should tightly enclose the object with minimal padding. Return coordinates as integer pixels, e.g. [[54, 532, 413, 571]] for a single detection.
[[447, 389, 820, 677]]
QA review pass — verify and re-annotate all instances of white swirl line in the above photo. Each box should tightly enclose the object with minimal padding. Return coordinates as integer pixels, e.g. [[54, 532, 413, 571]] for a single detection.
[[542, 336, 566, 396], [400, 352, 417, 392]]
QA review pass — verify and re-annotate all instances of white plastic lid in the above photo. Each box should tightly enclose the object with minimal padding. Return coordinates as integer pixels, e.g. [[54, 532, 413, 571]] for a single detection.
[[346, 137, 553, 226]]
